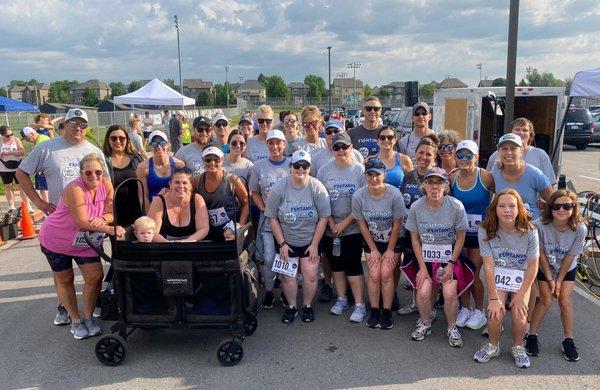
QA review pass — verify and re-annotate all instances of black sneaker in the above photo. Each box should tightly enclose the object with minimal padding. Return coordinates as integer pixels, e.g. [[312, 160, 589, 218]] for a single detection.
[[261, 291, 275, 309], [318, 284, 334, 303], [282, 307, 298, 323], [280, 294, 289, 308], [380, 309, 394, 330], [301, 306, 315, 322], [366, 308, 381, 329], [562, 338, 580, 362], [524, 334, 540, 356], [391, 293, 400, 312]]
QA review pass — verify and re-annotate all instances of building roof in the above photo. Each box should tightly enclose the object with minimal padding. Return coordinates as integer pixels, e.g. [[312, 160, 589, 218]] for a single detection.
[[478, 79, 494, 87], [183, 79, 213, 89], [437, 78, 468, 89], [71, 79, 110, 90], [97, 99, 131, 110], [288, 82, 308, 89], [239, 80, 264, 90], [382, 81, 405, 89], [40, 102, 98, 110], [333, 78, 364, 88], [8, 85, 26, 92]]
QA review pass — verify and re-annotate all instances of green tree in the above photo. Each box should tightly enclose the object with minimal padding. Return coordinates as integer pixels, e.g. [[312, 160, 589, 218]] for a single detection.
[[364, 84, 373, 98], [257, 73, 267, 87], [48, 80, 78, 103], [378, 88, 390, 98], [525, 68, 562, 87], [304, 74, 325, 98], [196, 91, 213, 106], [492, 78, 507, 87], [265, 75, 290, 98], [518, 78, 527, 87], [109, 82, 127, 98], [82, 87, 100, 106], [163, 78, 177, 89], [9, 80, 28, 87], [214, 83, 235, 106], [0, 87, 6, 97], [564, 76, 572, 95], [419, 83, 435, 102], [128, 80, 142, 93]]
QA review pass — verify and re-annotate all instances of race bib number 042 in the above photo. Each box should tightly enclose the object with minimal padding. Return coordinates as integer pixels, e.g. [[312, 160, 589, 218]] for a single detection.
[[494, 267, 524, 293], [272, 254, 299, 278]]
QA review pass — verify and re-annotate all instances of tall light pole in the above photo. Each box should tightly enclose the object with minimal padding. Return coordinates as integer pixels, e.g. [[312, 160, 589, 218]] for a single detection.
[[225, 66, 231, 108], [327, 46, 332, 112], [504, 0, 519, 131], [476, 63, 483, 84], [347, 62, 361, 106], [174, 15, 183, 94]]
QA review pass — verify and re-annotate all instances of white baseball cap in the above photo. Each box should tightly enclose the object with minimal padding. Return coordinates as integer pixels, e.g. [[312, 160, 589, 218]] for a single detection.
[[213, 113, 229, 124], [291, 149, 311, 164], [22, 127, 36, 137], [456, 140, 478, 154], [148, 130, 168, 142], [201, 146, 224, 158], [65, 108, 88, 122], [266, 129, 286, 142]]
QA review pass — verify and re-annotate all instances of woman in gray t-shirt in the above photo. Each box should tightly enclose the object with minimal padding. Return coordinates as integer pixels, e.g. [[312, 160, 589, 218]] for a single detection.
[[527, 189, 586, 361], [474, 188, 539, 368]]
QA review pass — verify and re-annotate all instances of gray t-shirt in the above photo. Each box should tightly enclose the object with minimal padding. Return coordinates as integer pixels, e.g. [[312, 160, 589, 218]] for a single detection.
[[317, 160, 366, 236], [19, 137, 107, 205], [246, 137, 269, 163], [352, 184, 407, 243], [478, 227, 539, 271], [264, 176, 331, 247], [175, 143, 205, 177], [486, 146, 557, 185], [297, 137, 327, 155], [312, 147, 364, 177], [223, 157, 254, 183], [128, 130, 144, 155], [348, 125, 382, 159], [534, 219, 586, 273], [248, 157, 290, 205], [405, 196, 469, 247]]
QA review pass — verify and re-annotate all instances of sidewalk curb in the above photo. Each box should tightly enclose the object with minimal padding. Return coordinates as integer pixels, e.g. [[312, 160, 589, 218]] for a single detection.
[[0, 238, 20, 252]]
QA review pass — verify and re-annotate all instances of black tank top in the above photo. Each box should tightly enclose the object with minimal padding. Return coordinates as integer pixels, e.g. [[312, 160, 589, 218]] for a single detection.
[[196, 172, 239, 228], [159, 195, 197, 240]]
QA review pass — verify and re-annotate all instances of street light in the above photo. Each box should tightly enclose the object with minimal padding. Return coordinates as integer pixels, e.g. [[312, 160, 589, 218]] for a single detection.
[[347, 62, 362, 106], [327, 46, 332, 112], [174, 15, 183, 94], [225, 66, 231, 108], [476, 63, 483, 84]]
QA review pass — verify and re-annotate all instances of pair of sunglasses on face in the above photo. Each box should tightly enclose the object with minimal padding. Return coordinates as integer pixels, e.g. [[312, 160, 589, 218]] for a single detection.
[[364, 106, 381, 112], [413, 111, 428, 117], [196, 126, 211, 133], [204, 156, 222, 164], [549, 203, 575, 211], [333, 144, 350, 151], [258, 118, 273, 124], [83, 170, 103, 177], [292, 162, 310, 170], [456, 151, 474, 160], [230, 140, 245, 148], [150, 140, 168, 148], [439, 144, 455, 152], [378, 135, 395, 141], [325, 128, 340, 136]]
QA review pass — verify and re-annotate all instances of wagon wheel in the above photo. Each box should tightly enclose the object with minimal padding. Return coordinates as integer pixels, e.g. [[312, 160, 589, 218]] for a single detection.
[[217, 340, 244, 366], [244, 314, 258, 336], [95, 334, 128, 366]]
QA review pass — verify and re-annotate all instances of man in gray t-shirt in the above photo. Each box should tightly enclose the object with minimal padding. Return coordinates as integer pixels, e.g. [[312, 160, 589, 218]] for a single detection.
[[246, 137, 269, 163], [398, 102, 436, 159], [352, 184, 406, 243], [534, 219, 586, 274], [175, 116, 215, 177], [478, 228, 539, 271]]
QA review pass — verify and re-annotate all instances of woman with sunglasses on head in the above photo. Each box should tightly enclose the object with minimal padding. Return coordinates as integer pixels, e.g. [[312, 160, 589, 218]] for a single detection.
[[0, 125, 27, 210], [449, 140, 494, 330], [352, 158, 407, 329], [297, 105, 327, 154], [437, 130, 460, 174], [312, 119, 364, 176], [136, 130, 185, 212], [265, 150, 331, 323], [525, 189, 585, 362], [102, 125, 144, 227], [474, 189, 539, 368], [223, 130, 254, 183], [246, 105, 274, 163], [39, 153, 125, 340], [193, 146, 249, 242], [317, 133, 367, 323]]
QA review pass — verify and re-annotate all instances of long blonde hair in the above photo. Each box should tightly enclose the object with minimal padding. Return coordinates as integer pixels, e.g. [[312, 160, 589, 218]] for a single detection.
[[481, 188, 532, 241]]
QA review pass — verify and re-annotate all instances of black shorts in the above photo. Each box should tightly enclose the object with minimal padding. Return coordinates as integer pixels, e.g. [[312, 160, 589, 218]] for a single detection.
[[363, 240, 402, 254], [537, 267, 577, 282], [323, 234, 364, 276], [464, 234, 479, 249], [40, 244, 101, 272], [276, 243, 311, 258], [0, 171, 18, 185]]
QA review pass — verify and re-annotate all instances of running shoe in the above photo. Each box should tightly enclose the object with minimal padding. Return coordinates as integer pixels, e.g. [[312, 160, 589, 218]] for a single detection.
[[465, 309, 487, 330], [447, 325, 464, 348], [379, 309, 394, 330], [511, 345, 531, 368], [365, 308, 381, 329], [397, 302, 417, 315], [474, 343, 501, 363], [54, 304, 71, 326], [280, 294, 289, 308], [318, 284, 334, 303], [524, 334, 539, 356], [83, 317, 102, 337], [70, 321, 89, 340], [93, 306, 101, 319], [330, 297, 349, 316], [410, 319, 432, 341], [282, 307, 298, 323], [562, 338, 580, 362], [456, 307, 472, 328], [301, 306, 315, 322], [391, 293, 400, 312], [349, 303, 367, 323], [261, 291, 275, 309]]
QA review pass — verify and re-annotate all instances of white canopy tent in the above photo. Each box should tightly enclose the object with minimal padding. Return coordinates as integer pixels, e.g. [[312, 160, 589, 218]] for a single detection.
[[113, 78, 195, 106]]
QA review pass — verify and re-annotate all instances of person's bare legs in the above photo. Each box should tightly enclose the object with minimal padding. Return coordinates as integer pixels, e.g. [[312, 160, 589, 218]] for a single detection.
[[54, 269, 80, 322], [415, 279, 433, 324], [79, 263, 104, 318], [558, 282, 575, 338], [442, 279, 459, 326], [347, 275, 365, 305], [300, 257, 319, 306]]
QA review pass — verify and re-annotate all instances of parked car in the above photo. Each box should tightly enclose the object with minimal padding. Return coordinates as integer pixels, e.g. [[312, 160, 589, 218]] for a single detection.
[[345, 108, 359, 129], [388, 107, 414, 137], [564, 107, 594, 150], [592, 112, 600, 144]]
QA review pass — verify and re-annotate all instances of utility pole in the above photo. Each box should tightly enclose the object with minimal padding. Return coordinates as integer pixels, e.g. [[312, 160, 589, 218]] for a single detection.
[[505, 0, 519, 131], [174, 15, 183, 94], [346, 62, 361, 106], [327, 46, 332, 112], [476, 63, 483, 84], [225, 66, 231, 108]]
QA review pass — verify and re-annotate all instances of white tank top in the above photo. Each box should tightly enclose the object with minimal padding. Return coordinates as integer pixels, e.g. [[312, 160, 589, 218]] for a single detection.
[[0, 137, 20, 172]]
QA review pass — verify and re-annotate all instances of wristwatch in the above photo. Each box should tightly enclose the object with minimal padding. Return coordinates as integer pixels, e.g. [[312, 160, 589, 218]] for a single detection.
[[279, 241, 288, 248]]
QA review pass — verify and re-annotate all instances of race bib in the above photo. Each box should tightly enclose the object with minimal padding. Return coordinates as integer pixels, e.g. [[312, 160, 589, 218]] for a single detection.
[[271, 254, 299, 278], [422, 243, 452, 263], [494, 267, 524, 292], [467, 214, 482, 233], [72, 232, 105, 248], [208, 207, 230, 226]]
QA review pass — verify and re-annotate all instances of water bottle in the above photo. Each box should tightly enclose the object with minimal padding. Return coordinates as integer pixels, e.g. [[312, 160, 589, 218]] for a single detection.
[[332, 237, 342, 257], [436, 267, 446, 284]]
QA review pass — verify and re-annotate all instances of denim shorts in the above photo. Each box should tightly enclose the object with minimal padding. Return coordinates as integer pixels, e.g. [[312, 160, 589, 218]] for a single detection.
[[40, 244, 101, 272]]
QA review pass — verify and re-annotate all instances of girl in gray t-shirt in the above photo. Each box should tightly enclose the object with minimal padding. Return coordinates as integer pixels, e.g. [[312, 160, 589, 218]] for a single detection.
[[474, 188, 539, 368], [527, 189, 586, 361]]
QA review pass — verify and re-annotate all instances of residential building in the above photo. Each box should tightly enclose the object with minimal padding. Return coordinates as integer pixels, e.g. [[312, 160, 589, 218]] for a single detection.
[[7, 86, 26, 101], [236, 80, 266, 104], [436, 78, 468, 89], [288, 82, 309, 104], [478, 79, 494, 88], [182, 79, 213, 99], [96, 100, 132, 112], [7, 84, 50, 106], [332, 78, 364, 104], [39, 102, 98, 114], [380, 81, 405, 102], [69, 80, 111, 104]]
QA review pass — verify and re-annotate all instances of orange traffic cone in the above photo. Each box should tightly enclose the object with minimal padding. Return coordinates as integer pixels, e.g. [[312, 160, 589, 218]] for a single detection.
[[18, 201, 37, 240]]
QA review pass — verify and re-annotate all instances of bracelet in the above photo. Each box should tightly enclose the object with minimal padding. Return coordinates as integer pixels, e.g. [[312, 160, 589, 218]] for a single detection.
[[489, 298, 500, 301], [548, 278, 555, 282], [448, 259, 457, 265], [279, 241, 288, 249]]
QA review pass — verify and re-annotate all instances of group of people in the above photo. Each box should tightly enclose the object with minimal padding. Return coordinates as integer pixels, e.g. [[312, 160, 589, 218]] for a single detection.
[[11, 99, 586, 368]]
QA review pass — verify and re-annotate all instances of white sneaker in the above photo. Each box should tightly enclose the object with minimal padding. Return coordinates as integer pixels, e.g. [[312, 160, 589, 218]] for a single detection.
[[466, 309, 487, 330], [410, 319, 432, 341], [330, 297, 349, 316], [474, 342, 501, 363], [456, 307, 472, 327], [511, 345, 531, 368], [397, 302, 418, 315], [447, 325, 464, 348], [349, 303, 367, 323]]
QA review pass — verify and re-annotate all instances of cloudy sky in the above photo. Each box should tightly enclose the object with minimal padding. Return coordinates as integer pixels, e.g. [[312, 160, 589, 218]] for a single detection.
[[1, 0, 599, 89]]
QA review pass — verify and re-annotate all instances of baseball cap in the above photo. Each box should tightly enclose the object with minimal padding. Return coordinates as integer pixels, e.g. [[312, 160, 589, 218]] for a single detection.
[[364, 158, 385, 175], [213, 113, 229, 125], [456, 140, 478, 154], [332, 132, 352, 146], [22, 127, 36, 137], [201, 146, 224, 159], [423, 167, 449, 182], [65, 108, 88, 122], [238, 113, 253, 125], [148, 130, 168, 142], [291, 149, 311, 164], [266, 129, 286, 142], [413, 102, 430, 114], [497, 133, 523, 149], [324, 119, 344, 131], [193, 116, 212, 128]]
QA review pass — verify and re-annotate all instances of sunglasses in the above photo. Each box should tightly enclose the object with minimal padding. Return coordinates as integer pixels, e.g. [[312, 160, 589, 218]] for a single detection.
[[67, 122, 88, 129], [150, 140, 168, 149], [378, 135, 395, 142], [549, 203, 575, 211], [196, 126, 211, 133], [439, 144, 455, 152], [258, 118, 273, 124], [292, 162, 310, 170], [325, 128, 340, 136], [333, 144, 351, 151], [364, 106, 381, 112], [204, 156, 221, 164], [4, 133, 13, 137], [215, 121, 228, 128], [230, 140, 246, 148], [413, 111, 428, 117], [109, 135, 127, 143], [284, 119, 297, 125], [302, 121, 319, 128], [83, 170, 103, 177], [456, 151, 474, 160]]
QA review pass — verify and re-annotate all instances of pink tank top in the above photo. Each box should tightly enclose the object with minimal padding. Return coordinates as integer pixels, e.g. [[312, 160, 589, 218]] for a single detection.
[[39, 177, 107, 257]]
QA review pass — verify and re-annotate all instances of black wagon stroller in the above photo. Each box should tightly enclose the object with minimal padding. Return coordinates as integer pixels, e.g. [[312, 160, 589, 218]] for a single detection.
[[88, 179, 259, 367]]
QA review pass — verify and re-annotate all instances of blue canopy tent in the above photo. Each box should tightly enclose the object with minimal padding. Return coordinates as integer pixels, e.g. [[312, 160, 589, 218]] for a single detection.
[[0, 96, 38, 126]]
